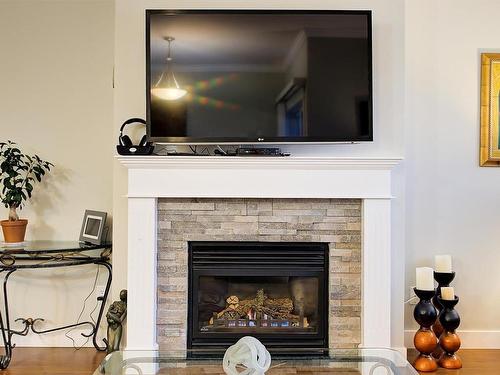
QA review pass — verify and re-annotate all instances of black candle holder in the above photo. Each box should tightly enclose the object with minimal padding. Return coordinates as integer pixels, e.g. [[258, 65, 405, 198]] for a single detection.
[[412, 288, 438, 372], [432, 271, 455, 358], [437, 296, 462, 369], [432, 272, 455, 310]]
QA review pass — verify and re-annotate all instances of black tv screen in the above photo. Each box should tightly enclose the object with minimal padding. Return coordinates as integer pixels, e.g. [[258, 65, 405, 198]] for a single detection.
[[146, 10, 373, 144]]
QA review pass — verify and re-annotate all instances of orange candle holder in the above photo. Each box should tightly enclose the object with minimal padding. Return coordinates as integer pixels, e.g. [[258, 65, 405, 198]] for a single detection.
[[437, 296, 462, 369], [413, 288, 438, 372]]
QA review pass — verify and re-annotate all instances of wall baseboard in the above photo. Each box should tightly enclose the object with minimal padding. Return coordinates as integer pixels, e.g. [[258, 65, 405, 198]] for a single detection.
[[9, 328, 106, 348], [12, 337, 95, 348], [405, 330, 500, 349]]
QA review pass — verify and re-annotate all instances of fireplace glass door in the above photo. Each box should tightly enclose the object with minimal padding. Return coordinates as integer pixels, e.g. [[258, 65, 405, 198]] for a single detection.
[[198, 275, 320, 332], [188, 242, 328, 349]]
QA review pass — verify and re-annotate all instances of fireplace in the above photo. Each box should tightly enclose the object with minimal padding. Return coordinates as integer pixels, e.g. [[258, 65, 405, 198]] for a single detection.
[[119, 156, 399, 352], [188, 242, 329, 349]]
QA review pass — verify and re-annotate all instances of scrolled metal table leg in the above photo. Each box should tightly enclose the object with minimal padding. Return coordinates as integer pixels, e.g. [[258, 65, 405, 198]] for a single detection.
[[0, 308, 12, 370], [87, 260, 112, 351], [0, 269, 16, 369]]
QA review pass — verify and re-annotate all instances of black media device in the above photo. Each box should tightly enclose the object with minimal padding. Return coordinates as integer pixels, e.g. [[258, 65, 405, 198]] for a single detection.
[[210, 147, 289, 157], [236, 147, 284, 156], [117, 118, 155, 155], [146, 10, 373, 145]]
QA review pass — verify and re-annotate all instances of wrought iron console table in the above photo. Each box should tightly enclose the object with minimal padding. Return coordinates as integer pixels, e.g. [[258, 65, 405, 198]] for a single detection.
[[0, 241, 112, 369]]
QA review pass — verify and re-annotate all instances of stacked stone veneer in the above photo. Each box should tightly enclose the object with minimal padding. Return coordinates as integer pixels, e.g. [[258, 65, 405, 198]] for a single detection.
[[157, 198, 362, 349]]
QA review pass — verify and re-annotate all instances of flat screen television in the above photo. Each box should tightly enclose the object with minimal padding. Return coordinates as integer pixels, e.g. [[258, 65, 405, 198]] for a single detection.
[[146, 10, 373, 144]]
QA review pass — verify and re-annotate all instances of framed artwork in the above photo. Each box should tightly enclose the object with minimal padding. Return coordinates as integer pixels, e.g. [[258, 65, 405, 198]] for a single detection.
[[480, 53, 500, 166], [79, 210, 107, 245]]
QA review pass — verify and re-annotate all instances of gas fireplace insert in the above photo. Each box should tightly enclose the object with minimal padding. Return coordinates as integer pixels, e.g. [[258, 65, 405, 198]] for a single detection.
[[188, 242, 329, 349]]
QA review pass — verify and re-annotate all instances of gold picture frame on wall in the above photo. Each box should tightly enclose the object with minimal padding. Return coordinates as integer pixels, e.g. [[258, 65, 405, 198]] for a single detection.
[[480, 53, 500, 166]]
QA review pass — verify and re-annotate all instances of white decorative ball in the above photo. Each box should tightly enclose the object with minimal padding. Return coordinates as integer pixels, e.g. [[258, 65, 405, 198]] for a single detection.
[[223, 336, 272, 375]]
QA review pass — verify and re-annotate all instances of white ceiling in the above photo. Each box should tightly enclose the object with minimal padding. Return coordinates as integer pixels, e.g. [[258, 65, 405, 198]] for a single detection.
[[149, 13, 367, 69]]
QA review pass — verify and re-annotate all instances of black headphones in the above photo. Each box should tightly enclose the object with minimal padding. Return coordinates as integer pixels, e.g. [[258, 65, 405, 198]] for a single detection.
[[117, 118, 154, 155]]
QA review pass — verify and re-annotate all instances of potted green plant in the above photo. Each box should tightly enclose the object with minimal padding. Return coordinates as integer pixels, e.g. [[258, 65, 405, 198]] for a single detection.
[[0, 141, 53, 243]]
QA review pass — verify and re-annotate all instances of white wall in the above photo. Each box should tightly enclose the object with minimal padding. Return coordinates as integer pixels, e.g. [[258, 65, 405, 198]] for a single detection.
[[404, 0, 500, 348], [113, 0, 406, 350], [0, 0, 114, 346], [3, 0, 497, 351]]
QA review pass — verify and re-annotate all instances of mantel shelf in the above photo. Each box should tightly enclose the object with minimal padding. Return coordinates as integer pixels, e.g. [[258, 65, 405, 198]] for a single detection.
[[117, 155, 401, 199], [116, 155, 402, 170]]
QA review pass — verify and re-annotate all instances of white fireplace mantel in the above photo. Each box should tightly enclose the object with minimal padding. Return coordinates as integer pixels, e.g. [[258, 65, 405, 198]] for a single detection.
[[118, 155, 402, 351]]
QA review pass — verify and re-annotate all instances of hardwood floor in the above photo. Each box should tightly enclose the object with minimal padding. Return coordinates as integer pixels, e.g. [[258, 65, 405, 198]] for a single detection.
[[408, 349, 500, 375], [1, 348, 106, 375], [0, 348, 499, 374]]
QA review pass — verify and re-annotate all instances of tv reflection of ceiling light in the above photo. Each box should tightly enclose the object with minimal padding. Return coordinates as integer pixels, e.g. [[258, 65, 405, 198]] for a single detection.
[[151, 36, 187, 101]]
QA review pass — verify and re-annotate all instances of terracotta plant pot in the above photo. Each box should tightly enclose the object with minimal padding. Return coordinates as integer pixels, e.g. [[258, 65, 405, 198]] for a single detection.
[[1, 219, 28, 243]]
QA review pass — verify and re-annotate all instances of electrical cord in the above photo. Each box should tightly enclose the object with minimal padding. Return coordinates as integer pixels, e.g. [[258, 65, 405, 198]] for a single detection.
[[404, 296, 418, 304], [153, 143, 239, 156], [89, 295, 99, 326], [199, 146, 211, 155], [215, 145, 227, 155], [64, 267, 100, 349], [152, 144, 176, 155]]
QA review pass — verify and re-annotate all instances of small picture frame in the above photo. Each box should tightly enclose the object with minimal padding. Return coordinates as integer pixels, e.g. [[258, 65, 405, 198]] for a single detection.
[[79, 210, 107, 245]]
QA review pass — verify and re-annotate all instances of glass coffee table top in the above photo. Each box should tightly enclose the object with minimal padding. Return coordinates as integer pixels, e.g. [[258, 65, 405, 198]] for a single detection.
[[94, 348, 417, 375], [0, 240, 111, 254]]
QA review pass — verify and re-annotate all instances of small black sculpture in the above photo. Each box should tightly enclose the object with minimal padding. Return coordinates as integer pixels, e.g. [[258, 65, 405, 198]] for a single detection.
[[104, 289, 127, 353]]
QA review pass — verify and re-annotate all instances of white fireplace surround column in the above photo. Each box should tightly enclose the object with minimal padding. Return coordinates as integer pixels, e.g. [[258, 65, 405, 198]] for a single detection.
[[118, 156, 401, 351]]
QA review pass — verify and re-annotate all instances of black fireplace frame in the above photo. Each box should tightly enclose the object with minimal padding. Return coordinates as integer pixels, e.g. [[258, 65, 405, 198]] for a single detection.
[[187, 241, 329, 349]]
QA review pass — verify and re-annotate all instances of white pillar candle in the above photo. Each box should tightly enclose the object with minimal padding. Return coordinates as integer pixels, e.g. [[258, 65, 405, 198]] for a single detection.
[[435, 255, 452, 273], [441, 287, 455, 300], [416, 267, 435, 291]]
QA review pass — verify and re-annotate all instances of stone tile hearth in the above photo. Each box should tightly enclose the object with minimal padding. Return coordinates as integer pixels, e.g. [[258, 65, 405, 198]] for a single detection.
[[156, 198, 362, 350]]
